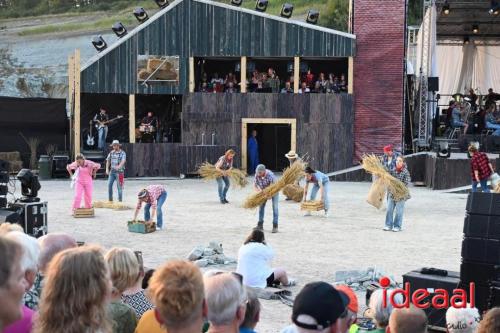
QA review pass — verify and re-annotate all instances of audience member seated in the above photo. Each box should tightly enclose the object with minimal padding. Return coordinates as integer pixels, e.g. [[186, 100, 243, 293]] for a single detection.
[[451, 102, 469, 133], [211, 73, 225, 92], [200, 82, 211, 93], [388, 306, 428, 333], [240, 288, 261, 333], [2, 231, 40, 333], [281, 81, 293, 93], [299, 82, 310, 94], [226, 81, 238, 93], [446, 304, 480, 333], [317, 73, 328, 93], [478, 307, 500, 333], [204, 271, 247, 333], [0, 236, 28, 332], [267, 68, 280, 93], [236, 228, 295, 289], [137, 260, 206, 333], [339, 74, 347, 92], [485, 104, 500, 136], [312, 81, 322, 93], [304, 69, 315, 88], [24, 232, 77, 310], [335, 285, 359, 333], [364, 288, 403, 333], [33, 246, 112, 333], [105, 247, 138, 333]]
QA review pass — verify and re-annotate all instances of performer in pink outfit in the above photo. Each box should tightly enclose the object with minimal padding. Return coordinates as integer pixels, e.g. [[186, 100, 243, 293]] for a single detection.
[[66, 154, 100, 212]]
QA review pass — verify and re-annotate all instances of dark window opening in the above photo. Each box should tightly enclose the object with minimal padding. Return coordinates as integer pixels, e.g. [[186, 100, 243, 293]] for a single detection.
[[300, 58, 349, 93], [247, 124, 291, 172], [195, 57, 241, 93]]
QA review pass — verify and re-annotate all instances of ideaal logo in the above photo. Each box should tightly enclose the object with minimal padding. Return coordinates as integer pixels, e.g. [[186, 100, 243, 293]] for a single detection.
[[379, 276, 475, 309]]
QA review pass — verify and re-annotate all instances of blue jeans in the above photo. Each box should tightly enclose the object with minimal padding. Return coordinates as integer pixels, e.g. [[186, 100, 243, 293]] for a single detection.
[[472, 179, 490, 193], [258, 194, 279, 226], [108, 171, 123, 201], [97, 126, 108, 150], [144, 191, 167, 228], [486, 122, 500, 136], [385, 197, 405, 229], [216, 176, 230, 201], [309, 182, 330, 211]]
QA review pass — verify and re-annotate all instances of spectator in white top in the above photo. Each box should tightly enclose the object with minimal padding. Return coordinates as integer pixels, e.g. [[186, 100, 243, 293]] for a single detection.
[[446, 304, 480, 333], [236, 228, 295, 289], [298, 82, 310, 94]]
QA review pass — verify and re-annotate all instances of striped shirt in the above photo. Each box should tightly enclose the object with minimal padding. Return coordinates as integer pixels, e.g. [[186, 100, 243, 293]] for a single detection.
[[254, 170, 276, 190], [136, 185, 166, 210], [107, 150, 126, 173]]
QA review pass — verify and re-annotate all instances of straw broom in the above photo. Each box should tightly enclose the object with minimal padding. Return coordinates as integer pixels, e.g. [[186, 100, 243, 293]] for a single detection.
[[197, 162, 248, 188], [243, 160, 306, 209], [361, 154, 409, 201]]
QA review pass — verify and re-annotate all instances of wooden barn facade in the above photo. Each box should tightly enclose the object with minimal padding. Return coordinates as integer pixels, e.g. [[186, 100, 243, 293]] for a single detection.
[[72, 0, 358, 177]]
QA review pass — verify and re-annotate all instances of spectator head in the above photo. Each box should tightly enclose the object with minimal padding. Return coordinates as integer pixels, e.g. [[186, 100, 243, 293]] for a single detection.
[[37, 232, 77, 274], [335, 285, 358, 331], [367, 289, 403, 328], [0, 222, 23, 235], [388, 306, 428, 333], [319, 73, 325, 80], [256, 164, 266, 177], [446, 304, 480, 333], [149, 260, 206, 332], [142, 269, 155, 289], [0, 236, 27, 330], [202, 82, 208, 89], [478, 307, 500, 333], [105, 247, 140, 294], [147, 111, 153, 117], [4, 231, 40, 291], [488, 88, 493, 94], [285, 81, 291, 89], [244, 228, 265, 245], [314, 81, 321, 90], [292, 281, 349, 333], [100, 108, 106, 113], [33, 246, 112, 333], [204, 272, 247, 331], [241, 288, 260, 331], [257, 81, 263, 88], [228, 81, 234, 89], [301, 82, 307, 89], [468, 143, 478, 155]]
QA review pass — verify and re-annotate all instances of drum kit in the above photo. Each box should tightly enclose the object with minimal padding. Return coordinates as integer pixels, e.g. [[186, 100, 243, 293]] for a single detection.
[[137, 124, 156, 143]]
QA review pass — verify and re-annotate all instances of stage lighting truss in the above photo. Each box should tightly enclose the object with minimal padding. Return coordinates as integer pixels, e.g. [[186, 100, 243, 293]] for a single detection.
[[91, 35, 107, 52]]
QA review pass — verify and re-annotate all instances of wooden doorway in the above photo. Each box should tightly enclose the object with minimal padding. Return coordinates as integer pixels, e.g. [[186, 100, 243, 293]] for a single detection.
[[241, 118, 296, 173]]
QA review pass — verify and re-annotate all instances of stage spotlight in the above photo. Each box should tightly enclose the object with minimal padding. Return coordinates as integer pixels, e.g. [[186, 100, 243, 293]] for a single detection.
[[306, 9, 320, 24], [437, 142, 450, 158], [154, 0, 169, 8], [16, 169, 41, 202], [91, 36, 107, 52], [231, 0, 242, 6], [255, 0, 268, 12], [472, 24, 479, 34], [281, 3, 294, 18], [443, 2, 450, 15], [464, 36, 470, 44], [133, 7, 149, 23], [490, 1, 500, 15], [112, 22, 127, 38]]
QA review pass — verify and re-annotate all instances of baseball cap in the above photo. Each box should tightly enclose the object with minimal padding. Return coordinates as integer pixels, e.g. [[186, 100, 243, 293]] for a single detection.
[[292, 282, 349, 330], [383, 145, 393, 153], [335, 285, 359, 313]]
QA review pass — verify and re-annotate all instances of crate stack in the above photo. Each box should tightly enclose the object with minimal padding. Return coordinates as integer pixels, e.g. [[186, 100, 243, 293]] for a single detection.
[[0, 160, 9, 208], [461, 192, 500, 312]]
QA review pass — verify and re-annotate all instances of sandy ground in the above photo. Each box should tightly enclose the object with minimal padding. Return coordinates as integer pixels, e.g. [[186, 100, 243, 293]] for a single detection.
[[30, 178, 467, 332]]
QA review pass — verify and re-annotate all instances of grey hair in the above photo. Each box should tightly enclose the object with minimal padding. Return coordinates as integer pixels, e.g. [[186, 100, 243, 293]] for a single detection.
[[256, 164, 266, 173], [204, 273, 247, 326], [4, 231, 40, 273], [369, 288, 403, 327], [37, 233, 77, 272], [446, 304, 480, 333]]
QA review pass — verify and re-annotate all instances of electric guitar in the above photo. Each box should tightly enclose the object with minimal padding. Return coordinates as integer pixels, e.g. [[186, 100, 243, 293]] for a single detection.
[[86, 120, 95, 146], [94, 115, 124, 130]]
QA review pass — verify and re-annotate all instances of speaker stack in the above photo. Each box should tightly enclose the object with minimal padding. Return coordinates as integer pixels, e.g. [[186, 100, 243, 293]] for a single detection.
[[0, 159, 9, 208], [461, 192, 500, 312]]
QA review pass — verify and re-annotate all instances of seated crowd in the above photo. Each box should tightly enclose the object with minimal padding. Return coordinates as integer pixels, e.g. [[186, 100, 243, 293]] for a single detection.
[[2, 224, 500, 333], [197, 68, 348, 94]]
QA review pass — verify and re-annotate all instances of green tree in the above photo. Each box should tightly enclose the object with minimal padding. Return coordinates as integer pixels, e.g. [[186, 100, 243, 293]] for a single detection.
[[407, 0, 423, 26], [320, 0, 349, 31]]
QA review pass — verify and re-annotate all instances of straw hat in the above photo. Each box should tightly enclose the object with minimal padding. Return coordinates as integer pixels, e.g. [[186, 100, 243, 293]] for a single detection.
[[285, 150, 299, 159], [110, 140, 121, 146]]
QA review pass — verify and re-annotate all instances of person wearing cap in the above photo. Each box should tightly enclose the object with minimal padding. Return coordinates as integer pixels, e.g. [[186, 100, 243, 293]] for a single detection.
[[303, 167, 330, 218], [254, 164, 279, 233], [248, 130, 259, 175], [66, 154, 100, 214], [381, 145, 401, 173], [284, 150, 303, 201], [445, 303, 480, 333], [281, 281, 350, 333], [133, 185, 167, 231], [106, 140, 126, 202], [334, 285, 359, 333], [384, 156, 411, 232], [215, 149, 236, 204]]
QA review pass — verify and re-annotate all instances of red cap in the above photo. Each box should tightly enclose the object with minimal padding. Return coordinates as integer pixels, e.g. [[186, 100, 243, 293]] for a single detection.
[[383, 145, 393, 153], [335, 285, 359, 313]]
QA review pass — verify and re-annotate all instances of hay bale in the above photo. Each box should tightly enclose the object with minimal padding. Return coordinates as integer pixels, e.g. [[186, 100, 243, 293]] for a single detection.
[[283, 184, 304, 202], [367, 178, 386, 209], [301, 200, 324, 211]]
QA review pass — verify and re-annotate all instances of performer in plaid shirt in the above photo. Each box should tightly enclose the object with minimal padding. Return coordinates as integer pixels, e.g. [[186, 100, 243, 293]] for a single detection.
[[254, 164, 279, 233], [469, 144, 495, 193], [133, 185, 168, 230], [384, 156, 411, 232], [215, 149, 235, 204]]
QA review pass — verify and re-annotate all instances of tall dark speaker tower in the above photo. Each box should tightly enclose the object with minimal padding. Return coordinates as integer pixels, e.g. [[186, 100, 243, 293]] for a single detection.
[[428, 77, 439, 92]]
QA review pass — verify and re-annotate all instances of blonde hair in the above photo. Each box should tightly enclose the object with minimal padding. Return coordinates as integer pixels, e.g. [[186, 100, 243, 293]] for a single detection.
[[225, 149, 236, 157], [149, 260, 205, 329], [468, 144, 478, 154], [33, 245, 112, 333], [105, 247, 140, 293], [76, 153, 85, 160], [0, 222, 24, 235]]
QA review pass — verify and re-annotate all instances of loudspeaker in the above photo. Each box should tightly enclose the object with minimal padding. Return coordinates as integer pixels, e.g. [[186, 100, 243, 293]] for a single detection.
[[464, 214, 500, 240], [466, 192, 500, 216], [0, 209, 19, 223], [460, 261, 500, 286], [428, 77, 439, 91], [462, 237, 500, 264]]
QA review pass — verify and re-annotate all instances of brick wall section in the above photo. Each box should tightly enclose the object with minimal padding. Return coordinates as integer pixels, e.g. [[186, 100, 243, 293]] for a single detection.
[[353, 0, 406, 161]]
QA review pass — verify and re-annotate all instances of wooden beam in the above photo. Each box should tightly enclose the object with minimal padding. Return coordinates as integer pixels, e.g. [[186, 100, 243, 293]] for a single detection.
[[348, 56, 354, 94], [241, 122, 247, 172], [74, 49, 81, 157], [293, 57, 300, 93], [189, 57, 195, 93], [348, 0, 353, 34], [241, 118, 296, 125], [240, 56, 247, 93], [129, 94, 136, 143]]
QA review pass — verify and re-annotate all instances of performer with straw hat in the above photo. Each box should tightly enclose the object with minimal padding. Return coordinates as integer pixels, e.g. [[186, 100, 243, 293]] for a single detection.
[[283, 150, 303, 201], [106, 140, 126, 202]]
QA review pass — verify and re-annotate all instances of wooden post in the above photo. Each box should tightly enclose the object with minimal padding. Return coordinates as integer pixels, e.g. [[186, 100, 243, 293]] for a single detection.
[[74, 49, 81, 157], [129, 94, 136, 143], [240, 56, 247, 93], [68, 54, 75, 158], [189, 57, 195, 93], [293, 56, 300, 93], [348, 56, 354, 94], [348, 0, 353, 34], [241, 122, 247, 172]]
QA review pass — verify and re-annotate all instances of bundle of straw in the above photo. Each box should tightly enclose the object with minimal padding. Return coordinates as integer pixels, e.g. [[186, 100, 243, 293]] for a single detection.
[[361, 154, 409, 201], [243, 160, 306, 209], [283, 184, 304, 202], [494, 183, 500, 194], [197, 162, 248, 187], [300, 200, 324, 211], [94, 201, 131, 210]]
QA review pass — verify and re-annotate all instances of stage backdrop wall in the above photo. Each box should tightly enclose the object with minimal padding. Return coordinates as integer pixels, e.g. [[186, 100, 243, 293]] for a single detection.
[[0, 96, 67, 167]]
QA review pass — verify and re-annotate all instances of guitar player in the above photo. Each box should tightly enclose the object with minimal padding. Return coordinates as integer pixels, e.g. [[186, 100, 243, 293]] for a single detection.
[[93, 108, 109, 150]]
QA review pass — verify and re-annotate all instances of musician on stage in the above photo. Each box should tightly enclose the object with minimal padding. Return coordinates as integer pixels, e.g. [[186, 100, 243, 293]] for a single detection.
[[467, 88, 478, 110], [485, 88, 500, 109], [66, 154, 100, 214], [140, 112, 158, 142], [93, 108, 109, 150]]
